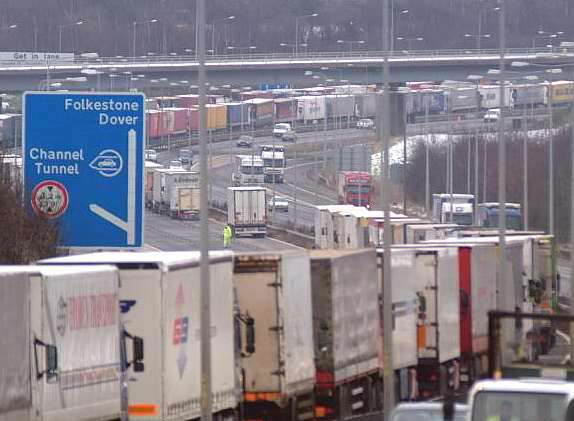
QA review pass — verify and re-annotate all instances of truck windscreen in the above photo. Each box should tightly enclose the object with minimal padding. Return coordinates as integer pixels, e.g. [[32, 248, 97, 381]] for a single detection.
[[471, 391, 565, 421]]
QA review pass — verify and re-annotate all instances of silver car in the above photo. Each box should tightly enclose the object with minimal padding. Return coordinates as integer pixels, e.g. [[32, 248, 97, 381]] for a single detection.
[[390, 402, 468, 421]]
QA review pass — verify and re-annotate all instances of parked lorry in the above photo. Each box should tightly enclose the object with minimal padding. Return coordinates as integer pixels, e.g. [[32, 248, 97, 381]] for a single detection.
[[310, 249, 382, 419], [0, 265, 144, 421], [384, 246, 462, 399], [432, 193, 475, 225], [152, 168, 199, 214], [233, 251, 316, 421], [145, 161, 163, 209], [404, 223, 458, 244], [232, 155, 265, 186], [337, 171, 373, 207], [170, 185, 200, 219], [227, 186, 267, 237], [314, 205, 362, 249], [376, 248, 424, 402], [41, 251, 239, 421], [260, 145, 286, 183], [477, 202, 523, 230]]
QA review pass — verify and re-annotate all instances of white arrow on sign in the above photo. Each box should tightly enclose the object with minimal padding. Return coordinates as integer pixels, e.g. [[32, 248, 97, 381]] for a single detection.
[[89, 129, 137, 245]]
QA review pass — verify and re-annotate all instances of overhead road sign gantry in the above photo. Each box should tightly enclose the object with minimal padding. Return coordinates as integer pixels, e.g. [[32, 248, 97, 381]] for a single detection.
[[23, 92, 145, 248]]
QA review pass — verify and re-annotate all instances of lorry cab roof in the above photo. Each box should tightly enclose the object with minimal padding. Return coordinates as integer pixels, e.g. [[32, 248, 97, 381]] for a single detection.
[[479, 202, 521, 209], [434, 193, 475, 199], [41, 251, 233, 271], [442, 202, 474, 213]]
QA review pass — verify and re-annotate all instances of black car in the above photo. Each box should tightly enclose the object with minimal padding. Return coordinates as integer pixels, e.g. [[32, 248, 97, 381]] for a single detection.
[[236, 135, 254, 148]]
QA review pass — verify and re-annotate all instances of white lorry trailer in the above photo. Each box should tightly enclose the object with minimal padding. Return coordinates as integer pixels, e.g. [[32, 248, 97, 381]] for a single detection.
[[310, 249, 382, 419], [40, 251, 238, 421], [227, 186, 267, 237], [233, 251, 316, 421], [170, 185, 200, 220], [0, 265, 144, 421], [152, 168, 199, 215]]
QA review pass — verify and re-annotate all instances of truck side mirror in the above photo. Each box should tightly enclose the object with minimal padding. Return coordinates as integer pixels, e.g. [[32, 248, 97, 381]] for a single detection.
[[45, 344, 58, 380], [246, 317, 255, 355], [133, 336, 144, 372]]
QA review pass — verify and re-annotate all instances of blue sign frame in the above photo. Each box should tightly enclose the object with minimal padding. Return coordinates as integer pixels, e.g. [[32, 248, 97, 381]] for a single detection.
[[23, 92, 145, 248]]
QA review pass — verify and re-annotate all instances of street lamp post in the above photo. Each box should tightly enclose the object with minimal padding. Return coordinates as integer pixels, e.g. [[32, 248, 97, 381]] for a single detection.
[[477, 3, 500, 51], [336, 39, 365, 52], [280, 42, 307, 55], [390, 8, 409, 52], [464, 33, 491, 49], [59, 20, 84, 53], [132, 19, 158, 58], [210, 16, 235, 56], [295, 13, 318, 56], [532, 30, 563, 49], [395, 36, 423, 51]]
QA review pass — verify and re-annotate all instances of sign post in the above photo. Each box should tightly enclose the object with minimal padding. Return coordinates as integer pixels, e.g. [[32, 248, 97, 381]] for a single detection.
[[23, 92, 145, 248]]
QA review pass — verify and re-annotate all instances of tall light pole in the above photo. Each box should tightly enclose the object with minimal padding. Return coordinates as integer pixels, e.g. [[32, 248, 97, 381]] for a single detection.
[[464, 33, 491, 49], [210, 16, 234, 56], [395, 36, 423, 51], [280, 42, 307, 55], [382, 0, 394, 416], [546, 68, 562, 235], [295, 13, 318, 56], [390, 8, 409, 52], [59, 20, 84, 53], [132, 19, 158, 58], [196, 0, 212, 418], [336, 39, 365, 52], [532, 30, 563, 49], [497, 0, 506, 311], [477, 3, 500, 51]]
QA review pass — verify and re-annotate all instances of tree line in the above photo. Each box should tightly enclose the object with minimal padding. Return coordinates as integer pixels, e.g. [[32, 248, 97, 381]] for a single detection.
[[0, 0, 572, 56]]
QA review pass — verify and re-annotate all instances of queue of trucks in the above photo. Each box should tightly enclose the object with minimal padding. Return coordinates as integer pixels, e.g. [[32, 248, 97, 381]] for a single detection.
[[0, 217, 560, 421]]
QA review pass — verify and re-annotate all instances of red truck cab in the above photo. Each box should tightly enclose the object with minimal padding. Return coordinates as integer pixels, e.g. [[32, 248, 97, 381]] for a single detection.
[[337, 171, 372, 207]]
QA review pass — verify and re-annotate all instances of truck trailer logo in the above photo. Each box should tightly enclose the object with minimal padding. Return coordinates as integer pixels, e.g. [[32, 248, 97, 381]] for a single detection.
[[172, 317, 189, 345], [56, 296, 68, 336]]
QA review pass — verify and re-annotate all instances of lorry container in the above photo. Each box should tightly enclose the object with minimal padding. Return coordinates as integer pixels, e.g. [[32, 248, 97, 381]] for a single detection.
[[162, 107, 189, 134], [368, 217, 424, 247], [310, 249, 381, 419], [227, 186, 266, 237], [337, 171, 373, 207], [233, 251, 315, 421], [325, 95, 355, 119], [376, 248, 423, 401], [444, 87, 479, 112], [170, 186, 200, 219], [245, 98, 274, 127], [354, 94, 377, 119], [510, 84, 546, 108], [274, 98, 298, 122], [391, 245, 461, 399], [548, 80, 574, 105], [152, 168, 199, 214], [390, 219, 431, 244], [404, 223, 458, 244], [314, 205, 361, 249], [0, 265, 134, 421], [0, 113, 21, 147], [297, 95, 327, 121], [333, 85, 367, 95], [145, 161, 163, 209], [477, 85, 511, 109], [154, 96, 179, 109], [41, 251, 238, 421], [226, 102, 251, 128]]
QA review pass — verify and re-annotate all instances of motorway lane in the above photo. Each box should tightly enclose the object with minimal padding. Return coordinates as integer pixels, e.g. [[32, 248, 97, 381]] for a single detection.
[[144, 210, 300, 252]]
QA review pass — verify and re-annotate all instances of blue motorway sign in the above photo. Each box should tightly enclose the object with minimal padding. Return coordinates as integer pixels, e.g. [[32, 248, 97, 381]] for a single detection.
[[23, 93, 145, 248], [260, 82, 290, 91]]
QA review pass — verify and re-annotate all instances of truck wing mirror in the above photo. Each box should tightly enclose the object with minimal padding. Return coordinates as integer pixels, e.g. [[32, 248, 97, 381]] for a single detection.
[[123, 329, 145, 373], [34, 337, 58, 380], [246, 316, 255, 355], [45, 345, 58, 380]]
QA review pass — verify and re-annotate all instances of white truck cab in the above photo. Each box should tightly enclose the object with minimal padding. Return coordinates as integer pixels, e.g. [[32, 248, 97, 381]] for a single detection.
[[468, 379, 574, 421], [441, 202, 474, 225]]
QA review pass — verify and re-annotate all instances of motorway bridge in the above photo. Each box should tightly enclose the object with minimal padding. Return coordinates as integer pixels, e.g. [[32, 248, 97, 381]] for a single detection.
[[2, 48, 574, 91]]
